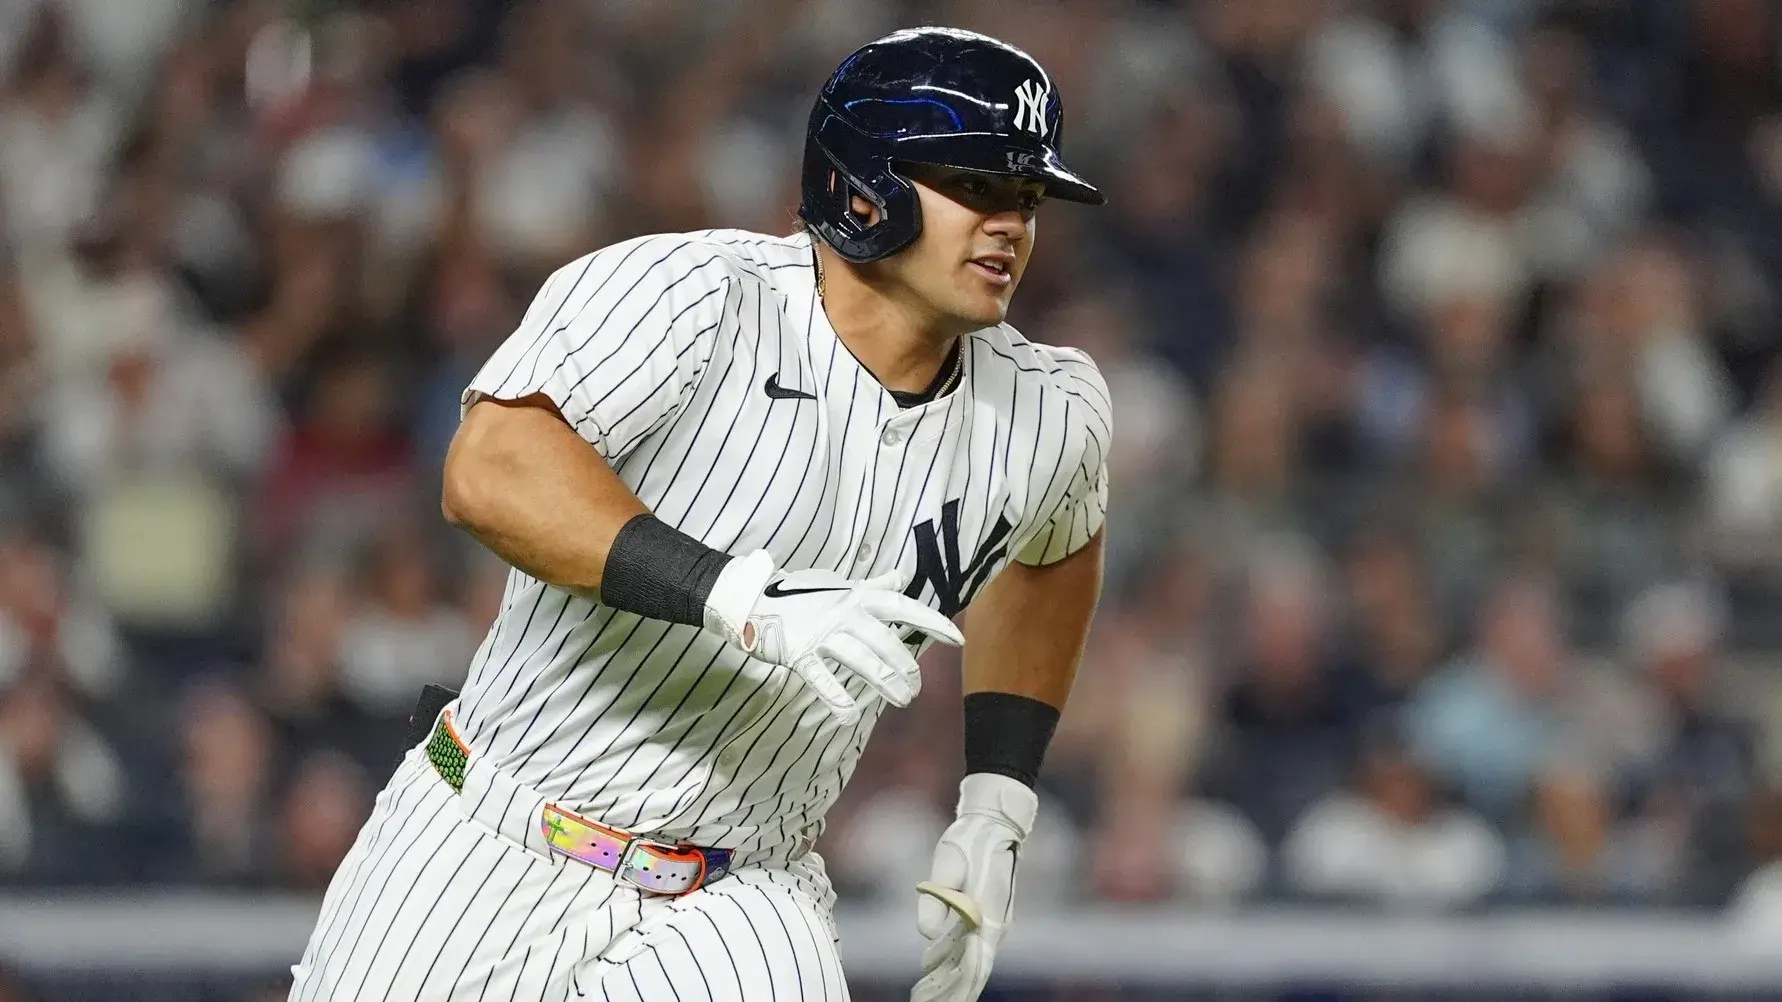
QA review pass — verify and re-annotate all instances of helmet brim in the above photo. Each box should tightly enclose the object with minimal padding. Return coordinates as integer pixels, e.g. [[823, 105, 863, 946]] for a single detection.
[[890, 135, 1106, 206]]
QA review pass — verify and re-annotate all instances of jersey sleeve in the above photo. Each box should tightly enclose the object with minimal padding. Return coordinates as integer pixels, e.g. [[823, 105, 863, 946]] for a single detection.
[[462, 235, 738, 462], [1014, 349, 1111, 567]]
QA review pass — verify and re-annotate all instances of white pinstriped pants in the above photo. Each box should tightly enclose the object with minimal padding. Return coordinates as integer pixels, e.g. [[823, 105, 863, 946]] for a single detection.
[[290, 746, 851, 1001]]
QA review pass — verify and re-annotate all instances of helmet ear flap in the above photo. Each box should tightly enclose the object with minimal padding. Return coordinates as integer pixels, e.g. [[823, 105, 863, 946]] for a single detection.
[[799, 123, 923, 262]]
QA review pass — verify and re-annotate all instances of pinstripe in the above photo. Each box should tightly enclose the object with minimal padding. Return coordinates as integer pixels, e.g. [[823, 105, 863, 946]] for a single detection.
[[665, 925, 716, 1002], [486, 250, 604, 399], [564, 627, 710, 798], [531, 248, 722, 401], [297, 772, 451, 1001], [783, 880, 842, 1001], [754, 886, 809, 1000], [362, 822, 487, 992], [407, 845, 513, 999], [460, 585, 570, 746], [322, 788, 462, 995], [727, 890, 783, 999], [497, 945, 530, 1002], [473, 596, 601, 785], [697, 908, 746, 999], [500, 615, 660, 782], [759, 880, 826, 998], [438, 846, 550, 1000], [652, 281, 764, 529]]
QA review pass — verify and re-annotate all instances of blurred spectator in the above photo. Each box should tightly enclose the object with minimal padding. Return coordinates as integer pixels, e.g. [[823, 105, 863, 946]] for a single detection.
[[335, 521, 474, 719], [256, 562, 390, 773], [1728, 787, 1782, 948], [252, 347, 416, 562], [0, 665, 125, 882], [0, 531, 124, 700], [1404, 571, 1654, 822], [1622, 581, 1756, 902], [1502, 764, 1679, 905], [1334, 525, 1446, 715], [278, 749, 371, 891], [0, 6, 119, 261], [1378, 129, 1539, 328], [173, 679, 274, 884], [1706, 362, 1782, 572], [37, 267, 276, 494], [1200, 537, 1358, 845], [1283, 722, 1504, 909]]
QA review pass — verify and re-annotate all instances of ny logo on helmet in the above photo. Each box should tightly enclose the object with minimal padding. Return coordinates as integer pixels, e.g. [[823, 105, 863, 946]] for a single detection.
[[1012, 79, 1049, 137]]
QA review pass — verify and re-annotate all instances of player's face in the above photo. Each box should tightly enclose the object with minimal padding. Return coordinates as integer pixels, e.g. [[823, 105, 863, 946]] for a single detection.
[[893, 165, 1044, 328]]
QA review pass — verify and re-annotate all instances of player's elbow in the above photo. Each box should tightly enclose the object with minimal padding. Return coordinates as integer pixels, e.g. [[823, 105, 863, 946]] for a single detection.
[[440, 400, 511, 531], [440, 436, 482, 531], [441, 393, 574, 532]]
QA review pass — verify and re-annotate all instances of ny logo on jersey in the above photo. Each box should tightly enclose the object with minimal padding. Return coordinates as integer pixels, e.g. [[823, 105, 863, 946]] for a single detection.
[[904, 499, 1014, 617], [1012, 79, 1050, 137]]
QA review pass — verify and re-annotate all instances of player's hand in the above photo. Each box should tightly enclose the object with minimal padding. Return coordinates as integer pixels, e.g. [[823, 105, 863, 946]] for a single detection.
[[702, 550, 963, 723], [911, 773, 1036, 1002]]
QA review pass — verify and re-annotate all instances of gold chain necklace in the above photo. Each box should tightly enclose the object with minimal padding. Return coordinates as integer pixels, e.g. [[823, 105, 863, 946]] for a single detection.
[[814, 242, 964, 399]]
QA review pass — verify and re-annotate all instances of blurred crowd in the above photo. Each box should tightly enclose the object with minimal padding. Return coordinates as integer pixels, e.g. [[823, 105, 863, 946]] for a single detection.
[[0, 0, 1781, 928]]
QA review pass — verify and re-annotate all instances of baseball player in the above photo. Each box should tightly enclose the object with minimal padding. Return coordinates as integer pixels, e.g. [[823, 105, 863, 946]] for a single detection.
[[290, 26, 1109, 1002]]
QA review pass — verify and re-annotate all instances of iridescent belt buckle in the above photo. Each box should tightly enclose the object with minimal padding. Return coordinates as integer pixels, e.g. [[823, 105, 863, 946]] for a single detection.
[[539, 803, 710, 896], [615, 839, 709, 896]]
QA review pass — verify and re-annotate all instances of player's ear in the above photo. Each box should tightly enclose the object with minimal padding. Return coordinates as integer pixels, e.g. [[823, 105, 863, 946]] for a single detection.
[[848, 192, 881, 226]]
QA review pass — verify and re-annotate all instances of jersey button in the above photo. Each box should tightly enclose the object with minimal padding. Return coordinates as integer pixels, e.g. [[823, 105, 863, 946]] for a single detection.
[[855, 541, 874, 565], [881, 426, 904, 446]]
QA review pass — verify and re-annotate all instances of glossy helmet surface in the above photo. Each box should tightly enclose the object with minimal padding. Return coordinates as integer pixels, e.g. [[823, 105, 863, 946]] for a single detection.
[[799, 26, 1105, 263]]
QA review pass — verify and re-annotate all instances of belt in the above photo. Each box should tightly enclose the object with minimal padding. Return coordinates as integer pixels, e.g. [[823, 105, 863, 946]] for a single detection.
[[426, 707, 731, 896]]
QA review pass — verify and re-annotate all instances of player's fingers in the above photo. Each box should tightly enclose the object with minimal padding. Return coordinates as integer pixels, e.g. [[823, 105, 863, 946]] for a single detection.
[[917, 843, 972, 938], [959, 934, 997, 999], [858, 593, 965, 646], [847, 621, 923, 698], [818, 633, 914, 706], [916, 881, 982, 931], [917, 920, 970, 976], [909, 961, 956, 1002], [789, 654, 860, 723]]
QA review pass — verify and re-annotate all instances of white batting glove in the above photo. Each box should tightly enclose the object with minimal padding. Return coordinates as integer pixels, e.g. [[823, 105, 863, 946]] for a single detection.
[[702, 550, 964, 724], [911, 773, 1037, 1002]]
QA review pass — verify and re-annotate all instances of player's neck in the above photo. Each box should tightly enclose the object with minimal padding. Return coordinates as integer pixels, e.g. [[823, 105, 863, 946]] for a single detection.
[[816, 247, 964, 394]]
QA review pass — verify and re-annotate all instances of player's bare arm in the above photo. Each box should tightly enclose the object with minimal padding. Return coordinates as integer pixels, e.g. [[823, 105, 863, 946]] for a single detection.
[[442, 393, 646, 598], [961, 527, 1104, 708]]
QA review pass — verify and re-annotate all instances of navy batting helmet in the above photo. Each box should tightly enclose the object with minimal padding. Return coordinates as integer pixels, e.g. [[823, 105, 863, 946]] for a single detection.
[[799, 27, 1105, 263]]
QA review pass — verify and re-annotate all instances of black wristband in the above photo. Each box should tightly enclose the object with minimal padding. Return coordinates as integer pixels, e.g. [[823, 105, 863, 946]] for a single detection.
[[963, 691, 1060, 788], [599, 514, 732, 627]]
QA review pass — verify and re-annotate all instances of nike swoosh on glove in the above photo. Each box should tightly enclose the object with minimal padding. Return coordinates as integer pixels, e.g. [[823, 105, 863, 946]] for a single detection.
[[702, 550, 964, 723], [911, 773, 1037, 1002]]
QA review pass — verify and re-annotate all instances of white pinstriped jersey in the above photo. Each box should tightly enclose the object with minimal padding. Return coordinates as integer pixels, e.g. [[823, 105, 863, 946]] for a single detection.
[[453, 228, 1109, 856]]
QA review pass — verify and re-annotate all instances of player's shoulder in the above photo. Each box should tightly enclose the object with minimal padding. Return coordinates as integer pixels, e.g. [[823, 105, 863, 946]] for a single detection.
[[549, 228, 805, 296], [971, 322, 1110, 418]]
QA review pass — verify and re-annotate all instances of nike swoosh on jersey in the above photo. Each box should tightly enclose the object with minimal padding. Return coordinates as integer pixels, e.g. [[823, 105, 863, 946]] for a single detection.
[[763, 373, 817, 400], [763, 581, 849, 598]]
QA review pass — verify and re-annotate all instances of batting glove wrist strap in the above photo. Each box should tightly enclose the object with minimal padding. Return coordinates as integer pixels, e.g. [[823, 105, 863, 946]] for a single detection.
[[956, 772, 1038, 839], [702, 550, 779, 649], [703, 553, 964, 725]]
